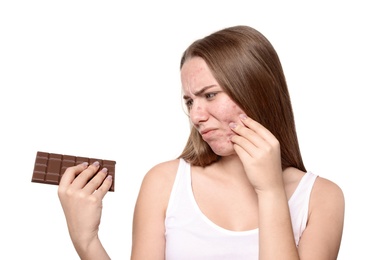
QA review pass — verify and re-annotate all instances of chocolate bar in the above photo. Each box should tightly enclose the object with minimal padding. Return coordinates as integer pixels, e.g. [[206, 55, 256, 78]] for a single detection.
[[31, 151, 116, 191]]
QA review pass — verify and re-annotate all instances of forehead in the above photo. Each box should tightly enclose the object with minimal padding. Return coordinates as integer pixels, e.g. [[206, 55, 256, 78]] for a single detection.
[[181, 57, 219, 94]]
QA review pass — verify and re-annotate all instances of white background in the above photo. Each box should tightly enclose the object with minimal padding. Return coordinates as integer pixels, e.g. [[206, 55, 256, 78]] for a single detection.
[[1, 1, 389, 259]]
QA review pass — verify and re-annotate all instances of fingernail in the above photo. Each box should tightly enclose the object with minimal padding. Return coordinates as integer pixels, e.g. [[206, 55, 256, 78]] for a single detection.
[[229, 122, 237, 129], [81, 162, 88, 167], [93, 161, 100, 167], [101, 167, 108, 173], [239, 114, 247, 120]]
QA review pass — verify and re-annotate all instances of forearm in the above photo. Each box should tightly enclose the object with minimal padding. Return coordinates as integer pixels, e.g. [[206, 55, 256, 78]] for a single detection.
[[71, 235, 110, 260], [257, 188, 299, 260]]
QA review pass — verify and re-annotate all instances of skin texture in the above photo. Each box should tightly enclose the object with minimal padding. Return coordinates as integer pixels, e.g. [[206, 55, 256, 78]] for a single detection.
[[58, 162, 112, 260], [58, 57, 344, 260]]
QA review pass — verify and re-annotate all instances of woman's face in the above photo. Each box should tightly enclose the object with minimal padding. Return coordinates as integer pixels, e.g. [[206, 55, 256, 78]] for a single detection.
[[181, 57, 245, 156]]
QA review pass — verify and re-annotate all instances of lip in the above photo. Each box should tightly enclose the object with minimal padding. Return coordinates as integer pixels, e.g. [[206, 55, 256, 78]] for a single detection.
[[200, 128, 216, 136]]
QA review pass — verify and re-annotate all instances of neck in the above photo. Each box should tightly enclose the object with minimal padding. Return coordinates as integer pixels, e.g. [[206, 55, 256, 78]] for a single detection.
[[213, 155, 247, 177]]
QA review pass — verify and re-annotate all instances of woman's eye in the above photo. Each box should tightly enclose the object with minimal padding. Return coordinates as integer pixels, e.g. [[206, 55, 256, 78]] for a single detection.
[[185, 99, 193, 108], [205, 93, 217, 99]]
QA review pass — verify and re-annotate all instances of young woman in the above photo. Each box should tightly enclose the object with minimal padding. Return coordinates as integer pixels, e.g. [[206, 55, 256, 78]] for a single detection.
[[58, 25, 345, 259]]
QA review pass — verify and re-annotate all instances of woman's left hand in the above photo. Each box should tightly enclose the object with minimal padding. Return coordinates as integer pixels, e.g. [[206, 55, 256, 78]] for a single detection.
[[229, 114, 284, 193]]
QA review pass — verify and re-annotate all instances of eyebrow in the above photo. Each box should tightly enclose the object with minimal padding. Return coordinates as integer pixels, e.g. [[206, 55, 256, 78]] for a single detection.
[[182, 85, 217, 100]]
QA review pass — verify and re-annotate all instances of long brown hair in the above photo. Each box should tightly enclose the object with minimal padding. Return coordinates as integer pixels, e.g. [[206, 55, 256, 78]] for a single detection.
[[178, 25, 306, 172]]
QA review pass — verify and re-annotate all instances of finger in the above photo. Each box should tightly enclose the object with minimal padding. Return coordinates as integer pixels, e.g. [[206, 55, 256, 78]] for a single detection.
[[230, 132, 261, 158], [239, 115, 281, 151], [59, 162, 89, 190], [230, 118, 268, 152], [84, 167, 110, 194], [231, 141, 252, 161], [230, 122, 261, 147], [94, 174, 113, 200], [70, 161, 101, 190], [239, 114, 275, 140]]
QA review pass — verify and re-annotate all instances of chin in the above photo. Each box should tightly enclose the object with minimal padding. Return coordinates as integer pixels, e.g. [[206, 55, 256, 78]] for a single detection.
[[210, 146, 236, 157]]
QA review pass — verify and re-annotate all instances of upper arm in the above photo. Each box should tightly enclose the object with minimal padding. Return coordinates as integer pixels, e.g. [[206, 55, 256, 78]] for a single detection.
[[130, 160, 179, 260], [298, 177, 345, 259]]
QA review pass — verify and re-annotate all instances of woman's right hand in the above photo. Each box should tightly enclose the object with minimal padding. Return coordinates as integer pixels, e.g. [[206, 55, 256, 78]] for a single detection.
[[58, 161, 112, 259]]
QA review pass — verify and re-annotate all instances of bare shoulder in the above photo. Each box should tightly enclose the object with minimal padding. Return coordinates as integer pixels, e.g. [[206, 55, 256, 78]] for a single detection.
[[142, 159, 181, 185], [299, 174, 345, 258], [284, 168, 345, 212], [311, 175, 345, 208], [131, 159, 182, 258], [136, 159, 181, 209], [308, 174, 345, 236], [310, 174, 345, 229]]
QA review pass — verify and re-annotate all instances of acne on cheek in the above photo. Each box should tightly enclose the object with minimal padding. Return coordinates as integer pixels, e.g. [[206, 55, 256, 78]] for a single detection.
[[232, 105, 246, 122], [231, 103, 245, 113], [221, 107, 245, 126]]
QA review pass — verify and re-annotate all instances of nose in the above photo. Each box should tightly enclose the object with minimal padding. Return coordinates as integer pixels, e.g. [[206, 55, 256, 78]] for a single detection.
[[190, 100, 208, 126]]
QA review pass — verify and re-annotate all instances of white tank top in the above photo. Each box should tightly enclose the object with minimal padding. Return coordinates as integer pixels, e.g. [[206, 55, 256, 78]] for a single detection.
[[165, 159, 317, 260]]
